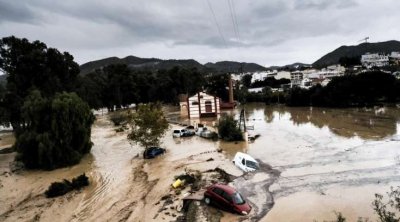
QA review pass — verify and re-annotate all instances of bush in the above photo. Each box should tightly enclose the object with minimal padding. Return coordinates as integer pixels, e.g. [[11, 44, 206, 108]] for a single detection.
[[71, 173, 90, 188], [218, 115, 243, 141], [45, 180, 73, 198], [45, 174, 89, 198]]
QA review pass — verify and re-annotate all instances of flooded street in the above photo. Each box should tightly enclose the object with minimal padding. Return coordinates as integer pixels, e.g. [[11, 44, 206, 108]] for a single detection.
[[220, 104, 400, 221], [1, 104, 399, 221]]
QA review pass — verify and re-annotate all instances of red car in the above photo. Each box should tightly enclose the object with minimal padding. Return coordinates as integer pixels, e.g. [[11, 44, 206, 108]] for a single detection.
[[204, 184, 252, 215]]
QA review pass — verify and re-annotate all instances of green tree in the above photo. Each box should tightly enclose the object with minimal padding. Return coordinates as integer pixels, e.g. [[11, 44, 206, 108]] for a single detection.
[[241, 74, 252, 88], [218, 115, 243, 141], [0, 36, 79, 134], [76, 71, 107, 109], [127, 103, 169, 148], [15, 91, 94, 169], [205, 73, 230, 102]]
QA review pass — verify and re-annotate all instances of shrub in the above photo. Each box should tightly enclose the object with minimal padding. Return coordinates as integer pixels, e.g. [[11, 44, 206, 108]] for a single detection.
[[218, 115, 243, 141], [45, 180, 73, 198], [71, 173, 90, 188], [45, 174, 89, 198]]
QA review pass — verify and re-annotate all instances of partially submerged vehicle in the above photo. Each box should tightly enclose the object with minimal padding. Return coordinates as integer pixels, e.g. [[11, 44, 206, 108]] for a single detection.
[[143, 147, 166, 159], [195, 127, 215, 139], [204, 183, 252, 215], [173, 129, 195, 138], [232, 152, 259, 172]]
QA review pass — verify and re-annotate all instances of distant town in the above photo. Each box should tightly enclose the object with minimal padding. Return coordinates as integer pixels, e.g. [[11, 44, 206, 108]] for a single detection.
[[232, 51, 400, 92]]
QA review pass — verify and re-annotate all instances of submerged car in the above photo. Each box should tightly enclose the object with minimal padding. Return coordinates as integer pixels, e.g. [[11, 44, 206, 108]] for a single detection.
[[204, 184, 251, 215], [173, 129, 195, 138], [233, 152, 259, 172], [172, 129, 182, 138], [143, 147, 166, 159]]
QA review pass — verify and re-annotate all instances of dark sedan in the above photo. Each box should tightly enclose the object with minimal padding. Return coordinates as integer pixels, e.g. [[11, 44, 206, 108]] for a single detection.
[[143, 147, 166, 159], [204, 184, 251, 215]]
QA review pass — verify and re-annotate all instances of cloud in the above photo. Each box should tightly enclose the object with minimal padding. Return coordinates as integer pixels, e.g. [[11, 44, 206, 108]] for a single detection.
[[0, 0, 399, 66], [0, 1, 38, 24]]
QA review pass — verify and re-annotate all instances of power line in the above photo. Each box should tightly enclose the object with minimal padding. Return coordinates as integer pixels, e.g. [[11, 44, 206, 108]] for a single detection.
[[227, 0, 238, 40], [206, 0, 227, 47], [229, 0, 240, 42], [227, 0, 240, 41]]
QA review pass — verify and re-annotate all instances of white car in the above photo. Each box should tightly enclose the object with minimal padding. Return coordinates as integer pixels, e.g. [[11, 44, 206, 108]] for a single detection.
[[173, 129, 182, 138], [232, 152, 259, 172], [173, 129, 195, 138]]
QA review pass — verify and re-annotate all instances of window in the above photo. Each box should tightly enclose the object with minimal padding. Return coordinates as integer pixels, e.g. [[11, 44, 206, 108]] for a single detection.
[[192, 101, 199, 105], [246, 160, 259, 170], [222, 192, 233, 203], [232, 192, 245, 205], [205, 100, 212, 104], [241, 158, 245, 165]]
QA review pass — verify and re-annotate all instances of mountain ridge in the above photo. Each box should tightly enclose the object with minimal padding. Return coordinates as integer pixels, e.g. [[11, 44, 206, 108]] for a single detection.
[[79, 56, 268, 75], [313, 40, 400, 67]]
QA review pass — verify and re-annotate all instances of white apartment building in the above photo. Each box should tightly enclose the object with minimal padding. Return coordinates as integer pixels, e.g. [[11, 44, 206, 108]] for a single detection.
[[390, 52, 400, 59], [275, 71, 291, 80], [290, 71, 303, 87], [390, 52, 400, 65], [251, 71, 277, 83], [361, 53, 389, 68]]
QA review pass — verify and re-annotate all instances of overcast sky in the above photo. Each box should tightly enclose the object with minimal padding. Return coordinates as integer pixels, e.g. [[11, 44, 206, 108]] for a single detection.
[[0, 0, 399, 67]]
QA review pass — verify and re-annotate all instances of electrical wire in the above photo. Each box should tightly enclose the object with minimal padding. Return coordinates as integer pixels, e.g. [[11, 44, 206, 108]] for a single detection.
[[227, 0, 240, 41], [206, 0, 227, 47], [231, 0, 240, 41]]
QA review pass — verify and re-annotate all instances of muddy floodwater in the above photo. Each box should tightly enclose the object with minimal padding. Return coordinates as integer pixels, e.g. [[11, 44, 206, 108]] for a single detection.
[[1, 104, 400, 222], [220, 104, 400, 221]]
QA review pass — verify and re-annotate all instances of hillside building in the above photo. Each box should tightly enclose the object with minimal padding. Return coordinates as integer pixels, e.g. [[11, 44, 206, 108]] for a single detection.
[[361, 53, 389, 68], [290, 71, 303, 87], [390, 52, 400, 65]]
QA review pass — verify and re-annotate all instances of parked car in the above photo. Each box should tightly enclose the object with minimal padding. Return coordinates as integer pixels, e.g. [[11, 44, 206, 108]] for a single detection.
[[173, 129, 182, 138], [204, 184, 251, 215], [173, 129, 195, 138], [233, 152, 259, 172], [195, 127, 216, 139], [186, 125, 195, 130], [143, 147, 166, 159]]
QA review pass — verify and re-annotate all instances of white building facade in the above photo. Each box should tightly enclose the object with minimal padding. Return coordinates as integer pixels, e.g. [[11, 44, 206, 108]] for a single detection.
[[185, 92, 220, 118], [361, 53, 389, 68]]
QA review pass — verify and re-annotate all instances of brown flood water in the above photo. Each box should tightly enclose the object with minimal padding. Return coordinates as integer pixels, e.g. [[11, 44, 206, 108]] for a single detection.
[[221, 104, 400, 221], [0, 104, 399, 222]]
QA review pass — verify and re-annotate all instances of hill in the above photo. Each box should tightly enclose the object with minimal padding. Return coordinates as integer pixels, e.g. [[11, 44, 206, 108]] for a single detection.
[[80, 56, 267, 75], [79, 56, 206, 75], [313, 40, 400, 68], [204, 61, 267, 73], [268, 62, 311, 71]]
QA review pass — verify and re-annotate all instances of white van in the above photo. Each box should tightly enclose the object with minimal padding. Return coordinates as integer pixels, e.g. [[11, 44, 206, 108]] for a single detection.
[[233, 152, 259, 172]]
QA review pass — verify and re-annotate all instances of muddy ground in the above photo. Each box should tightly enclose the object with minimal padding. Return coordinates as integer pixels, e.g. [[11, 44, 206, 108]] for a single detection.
[[0, 114, 266, 222], [1, 105, 400, 222]]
